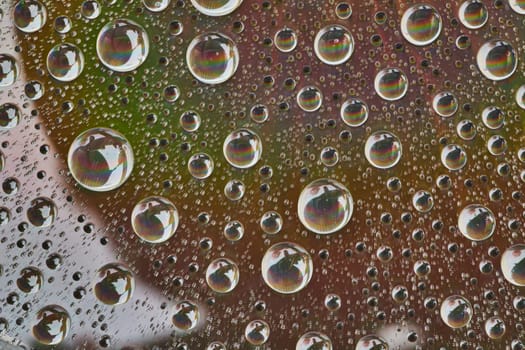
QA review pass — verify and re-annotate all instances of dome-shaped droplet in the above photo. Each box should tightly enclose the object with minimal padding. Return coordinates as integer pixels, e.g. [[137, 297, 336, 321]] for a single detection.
[[314, 25, 354, 65], [374, 68, 408, 101], [0, 54, 18, 87], [224, 220, 244, 241], [487, 135, 507, 155], [54, 16, 72, 33], [401, 4, 441, 46], [355, 335, 389, 350], [132, 196, 178, 243], [297, 86, 323, 112], [245, 320, 270, 345], [320, 147, 339, 167], [412, 190, 433, 213], [224, 179, 245, 201], [457, 120, 476, 140], [250, 104, 269, 123], [180, 111, 201, 132], [172, 300, 199, 331], [459, 0, 488, 29], [482, 106, 504, 129], [206, 258, 239, 293], [476, 40, 517, 81], [340, 98, 368, 127], [27, 197, 56, 227], [81, 0, 101, 19], [188, 153, 214, 179], [93, 263, 134, 305], [17, 267, 43, 294], [274, 27, 297, 53], [260, 211, 282, 235], [501, 244, 525, 286], [143, 0, 170, 12], [32, 305, 70, 345], [296, 331, 332, 350], [441, 144, 467, 170], [14, 0, 47, 33], [458, 204, 495, 241], [509, 0, 525, 14], [335, 2, 352, 19], [46, 43, 84, 82], [485, 316, 506, 339], [364, 131, 402, 169], [432, 92, 458, 117], [223, 128, 262, 169], [0, 103, 20, 130], [190, 0, 243, 16], [440, 295, 473, 328], [516, 85, 525, 109]]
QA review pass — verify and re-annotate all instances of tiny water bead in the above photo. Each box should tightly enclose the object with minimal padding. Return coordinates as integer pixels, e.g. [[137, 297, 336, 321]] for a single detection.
[[457, 120, 476, 140], [335, 2, 352, 19], [250, 104, 269, 123], [324, 293, 341, 311], [96, 19, 150, 72], [223, 128, 262, 169], [260, 211, 283, 235], [224, 220, 244, 241], [440, 295, 473, 328], [261, 242, 313, 294], [400, 4, 442, 46], [168, 20, 183, 36], [509, 0, 525, 14], [0, 54, 18, 87], [186, 32, 239, 85], [516, 85, 525, 109], [432, 92, 458, 117], [0, 103, 20, 130], [274, 27, 298, 53], [17, 267, 43, 294], [32, 305, 70, 345], [314, 25, 354, 65], [364, 131, 402, 169], [131, 196, 179, 243], [296, 332, 332, 350], [441, 144, 467, 171], [46, 43, 84, 82], [482, 106, 505, 129], [297, 86, 323, 112], [297, 178, 353, 234], [458, 0, 488, 29], [13, 0, 47, 33], [224, 179, 245, 201], [487, 135, 507, 156], [245, 320, 270, 345], [188, 153, 214, 179], [164, 85, 180, 103], [501, 244, 525, 286], [205, 258, 239, 293], [190, 0, 243, 16], [355, 335, 389, 350], [172, 300, 199, 332], [93, 263, 134, 305], [340, 98, 368, 127], [27, 197, 56, 227], [67, 127, 134, 192], [476, 40, 517, 81], [374, 68, 408, 101], [458, 204, 495, 241], [412, 190, 433, 213], [143, 0, 171, 12], [81, 0, 101, 19], [485, 316, 506, 339]]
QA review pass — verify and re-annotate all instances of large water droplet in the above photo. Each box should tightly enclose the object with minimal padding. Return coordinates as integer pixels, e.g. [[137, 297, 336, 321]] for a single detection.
[[132, 196, 179, 243], [364, 131, 402, 169], [314, 25, 354, 65], [440, 295, 472, 328], [374, 68, 408, 101], [14, 0, 47, 33], [401, 4, 441, 46], [458, 204, 495, 241], [46, 43, 84, 82], [476, 40, 517, 81], [223, 128, 262, 168], [93, 263, 134, 305]]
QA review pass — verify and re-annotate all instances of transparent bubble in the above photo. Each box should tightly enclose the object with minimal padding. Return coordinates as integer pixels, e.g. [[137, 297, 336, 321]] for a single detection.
[[400, 4, 442, 46], [440, 295, 473, 328], [456, 120, 476, 140], [432, 92, 458, 117], [320, 147, 339, 167], [516, 85, 525, 109], [413, 260, 431, 277], [296, 331, 332, 350], [27, 197, 56, 227], [458, 204, 495, 241], [391, 285, 408, 303], [0, 54, 18, 87], [68, 127, 134, 192], [412, 190, 433, 213], [274, 27, 297, 53], [364, 131, 402, 169], [179, 111, 201, 132], [374, 68, 408, 101], [97, 19, 150, 72], [17, 267, 43, 294], [324, 293, 341, 311], [224, 220, 244, 241], [296, 86, 323, 112], [191, 0, 243, 16], [261, 242, 313, 294], [250, 104, 269, 123], [186, 32, 239, 84], [206, 258, 239, 293], [335, 2, 352, 19], [482, 106, 504, 129], [314, 25, 353, 65], [0, 103, 20, 130], [25, 80, 44, 100], [172, 300, 199, 331], [223, 128, 262, 169], [297, 178, 353, 234], [143, 0, 170, 12], [32, 305, 70, 345], [81, 0, 101, 19], [509, 0, 525, 14], [93, 263, 134, 305], [46, 43, 84, 82], [501, 244, 525, 286], [188, 153, 214, 179], [14, 0, 47, 33], [476, 40, 517, 81], [485, 316, 506, 339], [168, 20, 183, 36], [224, 179, 245, 201], [487, 135, 507, 155], [245, 320, 270, 345], [355, 335, 389, 350], [441, 144, 467, 170], [164, 85, 180, 103], [455, 34, 471, 50], [340, 98, 368, 127], [459, 0, 488, 29], [207, 342, 226, 350], [132, 196, 179, 243], [260, 211, 282, 235], [376, 245, 393, 262], [54, 16, 72, 33]]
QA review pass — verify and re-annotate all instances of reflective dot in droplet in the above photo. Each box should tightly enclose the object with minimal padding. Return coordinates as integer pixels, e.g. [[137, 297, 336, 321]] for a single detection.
[[0, 103, 20, 130], [223, 128, 262, 169], [441, 144, 467, 170], [143, 0, 170, 12], [93, 263, 134, 305], [432, 92, 458, 117], [374, 68, 408, 101], [27, 197, 56, 227], [188, 153, 214, 179], [320, 147, 339, 167], [32, 305, 70, 345], [164, 85, 180, 103], [14, 0, 47, 33], [169, 20, 183, 36], [482, 106, 504, 129], [191, 0, 243, 16], [364, 131, 402, 169], [314, 25, 354, 65], [340, 98, 368, 127], [172, 300, 199, 331], [97, 19, 149, 72], [335, 2, 352, 19], [391, 285, 408, 303], [355, 335, 389, 350], [440, 295, 473, 328], [0, 54, 18, 87], [297, 86, 323, 112], [387, 177, 401, 192], [186, 32, 239, 85], [516, 85, 525, 109], [458, 204, 495, 241], [68, 128, 134, 191], [298, 178, 353, 234], [81, 0, 101, 19], [324, 293, 341, 311], [296, 331, 332, 350], [261, 242, 313, 294], [400, 4, 441, 46], [47, 43, 84, 82], [456, 120, 476, 140], [224, 179, 245, 201], [413, 260, 431, 277], [132, 196, 178, 243], [250, 104, 269, 123], [25, 80, 44, 100], [17, 267, 43, 294], [459, 0, 488, 29], [455, 34, 471, 50], [476, 40, 517, 81], [487, 135, 507, 156], [224, 220, 244, 241], [260, 211, 282, 235], [180, 111, 201, 132], [54, 16, 72, 33], [412, 190, 433, 213], [206, 258, 239, 293], [274, 27, 297, 53], [509, 0, 525, 14], [501, 244, 525, 286], [245, 320, 270, 345], [485, 316, 506, 339]]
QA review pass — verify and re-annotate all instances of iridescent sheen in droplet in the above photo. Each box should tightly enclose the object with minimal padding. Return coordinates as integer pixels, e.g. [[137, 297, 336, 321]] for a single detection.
[[223, 128, 262, 169], [340, 98, 368, 127], [47, 43, 84, 82], [364, 131, 402, 169], [314, 25, 354, 65], [374, 68, 408, 101], [400, 4, 442, 46], [132, 196, 178, 243], [432, 91, 458, 117], [476, 40, 517, 81], [188, 153, 214, 179], [459, 0, 488, 29], [297, 86, 323, 112], [274, 27, 297, 53]]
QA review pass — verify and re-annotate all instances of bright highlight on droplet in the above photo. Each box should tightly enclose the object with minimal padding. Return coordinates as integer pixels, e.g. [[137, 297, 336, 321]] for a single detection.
[[364, 131, 402, 169], [131, 196, 179, 243], [476, 39, 517, 81], [374, 68, 408, 101], [400, 4, 442, 46], [458, 204, 495, 241], [314, 24, 354, 65], [46, 43, 84, 82], [223, 128, 262, 169]]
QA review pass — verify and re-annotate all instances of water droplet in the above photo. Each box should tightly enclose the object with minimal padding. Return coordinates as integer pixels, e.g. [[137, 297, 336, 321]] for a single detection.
[[516, 85, 525, 109], [245, 320, 270, 345], [324, 293, 341, 311], [364, 131, 402, 169], [297, 86, 323, 112], [458, 204, 495, 241], [17, 267, 43, 294], [391, 285, 408, 303], [260, 211, 282, 235], [223, 128, 262, 168], [432, 92, 458, 117], [14, 0, 47, 33], [458, 0, 488, 29], [314, 25, 354, 65], [172, 300, 199, 331], [32, 305, 70, 345], [412, 190, 433, 213], [54, 16, 72, 33], [27, 197, 56, 227], [224, 220, 244, 241], [250, 104, 269, 123], [46, 43, 84, 82], [335, 2, 352, 19], [164, 85, 180, 103], [0, 103, 20, 130], [485, 316, 506, 339], [81, 0, 101, 19], [188, 153, 214, 179], [0, 54, 18, 87], [456, 120, 476, 140], [441, 144, 467, 170], [487, 135, 507, 155], [190, 0, 243, 16], [207, 341, 226, 350], [25, 80, 44, 100], [93, 263, 134, 305], [320, 147, 339, 167], [374, 68, 408, 101], [224, 179, 245, 201], [296, 331, 332, 350], [356, 335, 389, 350], [400, 4, 442, 46], [274, 27, 297, 53], [440, 295, 473, 328], [501, 244, 525, 286], [132, 196, 179, 243], [340, 98, 368, 127], [143, 0, 170, 12], [206, 258, 239, 293], [509, 0, 525, 14], [476, 40, 517, 81], [482, 106, 504, 129]]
